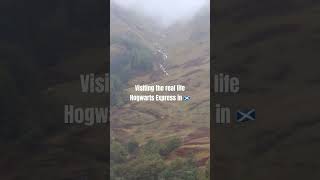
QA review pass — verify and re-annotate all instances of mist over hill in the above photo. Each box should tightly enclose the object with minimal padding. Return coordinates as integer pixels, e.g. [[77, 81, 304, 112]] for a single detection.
[[112, 0, 209, 27], [110, 2, 210, 179]]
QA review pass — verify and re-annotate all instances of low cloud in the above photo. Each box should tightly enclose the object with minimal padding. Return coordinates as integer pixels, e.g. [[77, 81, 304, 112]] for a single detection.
[[112, 0, 209, 26]]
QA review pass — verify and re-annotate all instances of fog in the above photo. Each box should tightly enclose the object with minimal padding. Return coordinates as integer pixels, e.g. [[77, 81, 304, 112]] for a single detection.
[[112, 0, 209, 26]]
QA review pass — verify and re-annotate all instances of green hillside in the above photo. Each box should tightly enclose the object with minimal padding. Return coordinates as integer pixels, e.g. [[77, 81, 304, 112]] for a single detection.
[[110, 2, 210, 180]]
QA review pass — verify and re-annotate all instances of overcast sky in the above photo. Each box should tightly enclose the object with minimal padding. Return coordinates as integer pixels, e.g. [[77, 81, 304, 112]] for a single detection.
[[112, 0, 209, 26]]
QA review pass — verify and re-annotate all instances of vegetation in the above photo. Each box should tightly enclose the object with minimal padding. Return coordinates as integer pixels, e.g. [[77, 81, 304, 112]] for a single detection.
[[110, 74, 127, 106], [143, 139, 163, 155], [110, 35, 154, 106], [109, 3, 210, 180], [1, 0, 108, 179], [110, 138, 208, 180], [111, 141, 128, 163], [113, 153, 165, 180], [159, 138, 182, 157], [159, 158, 198, 180], [127, 140, 139, 154]]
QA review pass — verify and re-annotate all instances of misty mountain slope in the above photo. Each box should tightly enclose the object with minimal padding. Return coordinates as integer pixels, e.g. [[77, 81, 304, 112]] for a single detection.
[[110, 3, 210, 169], [111, 3, 164, 52], [214, 1, 320, 180], [0, 0, 108, 179], [164, 5, 210, 46]]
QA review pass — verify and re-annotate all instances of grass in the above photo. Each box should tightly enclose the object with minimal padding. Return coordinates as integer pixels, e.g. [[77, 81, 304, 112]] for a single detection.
[[110, 4, 210, 169]]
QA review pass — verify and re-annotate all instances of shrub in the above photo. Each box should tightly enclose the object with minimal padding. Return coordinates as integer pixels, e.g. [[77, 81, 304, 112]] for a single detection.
[[113, 153, 165, 180], [143, 139, 162, 155], [159, 138, 182, 157], [127, 140, 139, 154], [110, 141, 128, 163], [159, 158, 198, 180]]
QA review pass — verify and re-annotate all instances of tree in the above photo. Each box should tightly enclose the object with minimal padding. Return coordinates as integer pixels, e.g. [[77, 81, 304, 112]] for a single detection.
[[113, 153, 165, 180], [143, 139, 163, 155], [127, 140, 139, 154], [110, 141, 128, 163], [159, 158, 198, 180], [159, 138, 182, 157]]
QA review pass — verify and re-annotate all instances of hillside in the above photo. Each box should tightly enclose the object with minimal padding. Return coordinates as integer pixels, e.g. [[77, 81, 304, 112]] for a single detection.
[[110, 2, 210, 179], [0, 0, 108, 179], [214, 0, 320, 179]]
